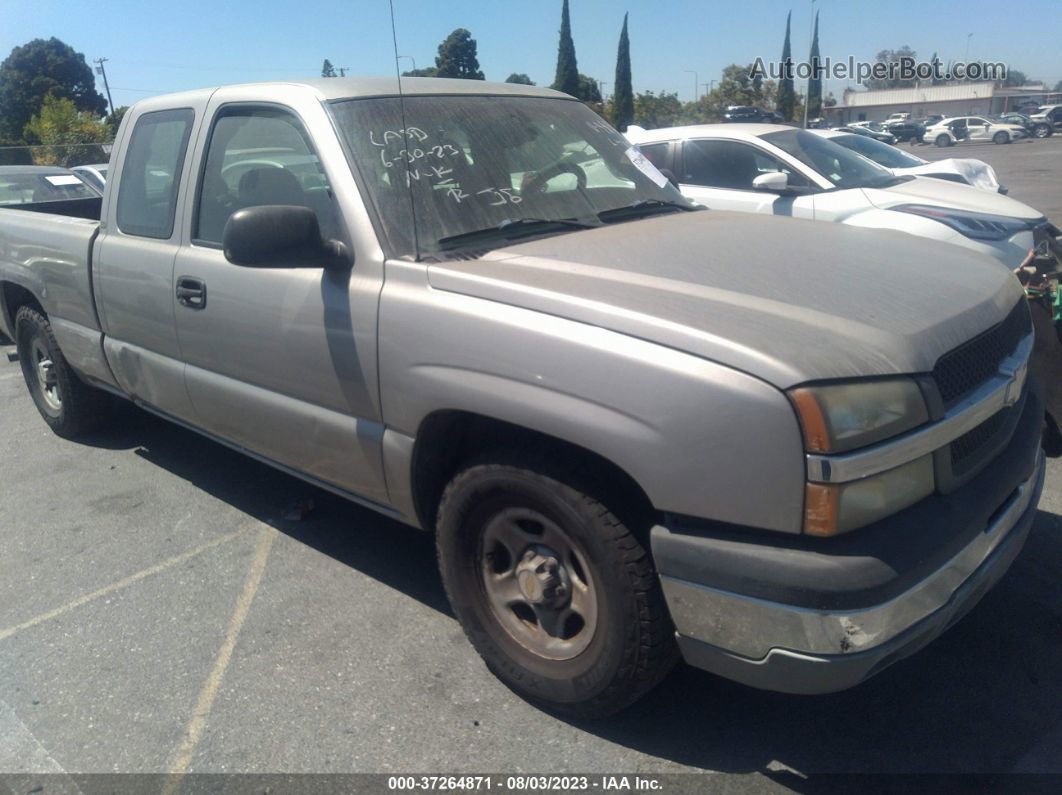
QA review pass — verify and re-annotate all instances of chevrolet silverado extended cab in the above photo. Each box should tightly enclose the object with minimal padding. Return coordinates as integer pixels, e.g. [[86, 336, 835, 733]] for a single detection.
[[0, 78, 1045, 717]]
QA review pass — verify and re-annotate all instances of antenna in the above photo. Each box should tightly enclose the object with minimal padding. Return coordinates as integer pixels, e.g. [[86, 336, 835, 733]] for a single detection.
[[388, 0, 421, 260]]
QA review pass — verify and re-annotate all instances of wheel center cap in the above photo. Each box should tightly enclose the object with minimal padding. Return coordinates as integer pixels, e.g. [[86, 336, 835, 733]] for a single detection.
[[517, 570, 541, 601], [514, 548, 570, 606]]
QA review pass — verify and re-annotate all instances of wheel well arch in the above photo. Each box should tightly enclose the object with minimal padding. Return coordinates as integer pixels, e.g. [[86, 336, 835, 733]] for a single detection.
[[409, 410, 657, 535], [0, 282, 45, 336]]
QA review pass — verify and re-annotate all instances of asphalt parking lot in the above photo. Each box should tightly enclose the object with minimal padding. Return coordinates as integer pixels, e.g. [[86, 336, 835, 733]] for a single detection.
[[1, 138, 1062, 790]]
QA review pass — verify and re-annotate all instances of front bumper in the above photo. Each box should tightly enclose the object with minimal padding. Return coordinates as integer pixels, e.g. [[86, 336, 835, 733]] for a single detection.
[[653, 385, 1045, 694]]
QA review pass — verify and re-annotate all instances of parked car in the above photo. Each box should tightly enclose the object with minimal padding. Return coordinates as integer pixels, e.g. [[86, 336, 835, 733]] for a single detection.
[[0, 165, 101, 208], [809, 129, 1006, 193], [626, 123, 1048, 269], [885, 112, 910, 122], [0, 78, 1046, 717], [885, 118, 926, 143], [993, 113, 1051, 139], [71, 163, 109, 192], [923, 116, 1028, 146], [1029, 105, 1062, 136], [722, 105, 776, 123], [835, 124, 898, 144]]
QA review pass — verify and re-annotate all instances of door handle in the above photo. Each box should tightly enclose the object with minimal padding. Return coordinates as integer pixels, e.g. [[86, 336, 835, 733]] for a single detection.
[[176, 277, 206, 309]]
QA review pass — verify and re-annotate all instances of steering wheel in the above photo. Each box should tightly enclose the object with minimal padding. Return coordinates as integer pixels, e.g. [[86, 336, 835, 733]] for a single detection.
[[523, 160, 588, 195]]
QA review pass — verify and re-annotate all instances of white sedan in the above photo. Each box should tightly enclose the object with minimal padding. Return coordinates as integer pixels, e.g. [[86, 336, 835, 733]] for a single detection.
[[922, 116, 1028, 146], [808, 128, 1005, 193], [625, 123, 1048, 269]]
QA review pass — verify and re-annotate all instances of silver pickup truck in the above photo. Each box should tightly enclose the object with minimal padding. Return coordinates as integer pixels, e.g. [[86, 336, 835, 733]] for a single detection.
[[0, 78, 1045, 717]]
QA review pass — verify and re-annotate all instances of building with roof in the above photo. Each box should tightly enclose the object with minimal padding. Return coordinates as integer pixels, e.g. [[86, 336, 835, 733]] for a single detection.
[[827, 82, 1061, 124]]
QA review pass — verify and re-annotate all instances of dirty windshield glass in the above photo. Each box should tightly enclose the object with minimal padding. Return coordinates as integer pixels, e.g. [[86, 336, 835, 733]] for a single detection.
[[330, 95, 692, 257]]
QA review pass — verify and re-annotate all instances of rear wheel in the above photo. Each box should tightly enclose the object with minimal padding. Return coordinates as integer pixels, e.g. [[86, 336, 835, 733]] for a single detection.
[[935, 134, 952, 147], [436, 454, 677, 718], [993, 131, 1009, 145], [15, 306, 111, 438]]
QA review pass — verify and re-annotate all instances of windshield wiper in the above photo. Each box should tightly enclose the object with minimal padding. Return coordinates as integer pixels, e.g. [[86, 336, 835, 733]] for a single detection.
[[436, 217, 598, 251], [596, 199, 698, 223]]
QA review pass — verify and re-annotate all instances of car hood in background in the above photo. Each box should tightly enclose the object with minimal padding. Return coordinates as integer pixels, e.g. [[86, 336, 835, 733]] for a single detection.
[[426, 211, 1022, 389], [895, 158, 1001, 193], [865, 175, 1042, 219]]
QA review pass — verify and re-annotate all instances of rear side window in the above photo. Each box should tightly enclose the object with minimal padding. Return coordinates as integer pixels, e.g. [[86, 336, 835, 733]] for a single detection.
[[637, 142, 671, 171], [116, 109, 193, 238]]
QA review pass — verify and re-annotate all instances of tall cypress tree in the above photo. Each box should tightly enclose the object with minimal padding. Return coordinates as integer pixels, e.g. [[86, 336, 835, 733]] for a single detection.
[[806, 11, 821, 119], [552, 0, 580, 96], [612, 13, 634, 130], [776, 11, 795, 121]]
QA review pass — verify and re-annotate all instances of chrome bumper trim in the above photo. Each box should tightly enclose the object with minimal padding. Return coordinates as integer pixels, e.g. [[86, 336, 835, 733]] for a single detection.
[[661, 450, 1043, 660], [806, 332, 1032, 484]]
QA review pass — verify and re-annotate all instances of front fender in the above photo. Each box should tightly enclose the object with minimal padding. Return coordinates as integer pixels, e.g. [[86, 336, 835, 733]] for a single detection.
[[378, 267, 807, 534]]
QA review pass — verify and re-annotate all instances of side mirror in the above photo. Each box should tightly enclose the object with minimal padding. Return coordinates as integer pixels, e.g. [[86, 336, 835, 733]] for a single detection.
[[658, 168, 680, 187], [222, 205, 350, 269], [752, 171, 789, 192]]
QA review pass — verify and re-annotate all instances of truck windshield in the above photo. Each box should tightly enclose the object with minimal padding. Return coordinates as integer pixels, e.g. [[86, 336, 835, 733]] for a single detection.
[[329, 95, 694, 257], [760, 129, 906, 190]]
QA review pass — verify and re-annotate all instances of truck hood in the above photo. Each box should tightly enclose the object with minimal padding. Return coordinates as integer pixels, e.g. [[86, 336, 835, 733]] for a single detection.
[[863, 175, 1042, 219], [426, 211, 1024, 389]]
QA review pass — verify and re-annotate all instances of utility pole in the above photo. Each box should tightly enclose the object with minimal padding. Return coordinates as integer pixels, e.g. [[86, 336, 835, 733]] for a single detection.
[[683, 69, 699, 102], [397, 55, 416, 73], [94, 57, 114, 116]]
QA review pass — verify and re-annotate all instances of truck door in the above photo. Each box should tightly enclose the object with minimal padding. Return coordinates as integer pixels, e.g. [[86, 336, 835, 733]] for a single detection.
[[172, 99, 388, 505], [94, 106, 199, 421]]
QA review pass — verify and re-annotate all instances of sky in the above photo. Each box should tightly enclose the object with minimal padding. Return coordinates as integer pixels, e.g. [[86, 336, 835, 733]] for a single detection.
[[2, 0, 1060, 112]]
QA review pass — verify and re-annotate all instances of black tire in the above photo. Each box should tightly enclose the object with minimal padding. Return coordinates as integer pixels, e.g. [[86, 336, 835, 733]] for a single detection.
[[1034, 124, 1051, 139], [436, 452, 677, 718], [993, 131, 1009, 145], [935, 134, 951, 147], [15, 306, 111, 438]]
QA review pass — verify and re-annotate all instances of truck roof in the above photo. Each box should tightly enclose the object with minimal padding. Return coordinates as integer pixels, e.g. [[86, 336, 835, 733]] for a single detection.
[[129, 76, 569, 113]]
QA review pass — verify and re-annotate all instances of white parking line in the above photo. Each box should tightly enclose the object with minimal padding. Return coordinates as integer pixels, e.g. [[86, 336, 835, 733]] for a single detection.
[[162, 526, 276, 792], [0, 528, 250, 644]]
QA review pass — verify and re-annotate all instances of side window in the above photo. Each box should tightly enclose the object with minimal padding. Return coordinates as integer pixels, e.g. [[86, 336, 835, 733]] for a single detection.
[[115, 109, 193, 238], [683, 139, 808, 190], [637, 142, 671, 172], [194, 107, 336, 246]]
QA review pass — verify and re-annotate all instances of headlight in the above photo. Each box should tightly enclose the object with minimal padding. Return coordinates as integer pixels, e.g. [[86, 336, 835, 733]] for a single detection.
[[890, 204, 1031, 241], [804, 455, 935, 536], [789, 378, 929, 454]]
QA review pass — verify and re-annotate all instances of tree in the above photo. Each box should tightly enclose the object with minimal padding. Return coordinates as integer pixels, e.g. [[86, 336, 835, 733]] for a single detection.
[[1002, 69, 1028, 87], [612, 12, 634, 131], [633, 91, 683, 129], [776, 12, 795, 121], [576, 74, 601, 103], [23, 94, 110, 167], [1055, 79, 1062, 92], [552, 0, 580, 96], [321, 59, 337, 78], [505, 73, 534, 85], [105, 105, 128, 136], [0, 37, 108, 141], [806, 11, 822, 120], [435, 28, 484, 80], [402, 67, 439, 78], [863, 46, 917, 90]]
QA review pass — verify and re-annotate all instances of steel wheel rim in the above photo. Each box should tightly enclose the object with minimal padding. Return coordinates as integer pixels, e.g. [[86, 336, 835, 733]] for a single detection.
[[31, 337, 61, 412], [478, 506, 598, 660]]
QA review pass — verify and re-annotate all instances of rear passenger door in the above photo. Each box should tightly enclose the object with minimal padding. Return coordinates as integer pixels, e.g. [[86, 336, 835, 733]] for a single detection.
[[95, 105, 199, 421], [172, 98, 388, 505]]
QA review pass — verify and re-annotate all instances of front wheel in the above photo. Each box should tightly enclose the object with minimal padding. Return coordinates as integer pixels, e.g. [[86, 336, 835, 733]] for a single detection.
[[1034, 124, 1052, 138], [436, 456, 677, 718], [15, 306, 111, 438], [935, 134, 952, 147], [993, 131, 1010, 145]]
